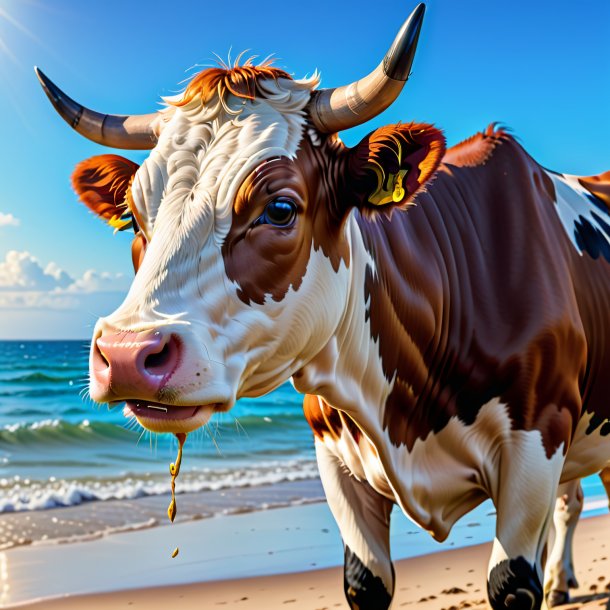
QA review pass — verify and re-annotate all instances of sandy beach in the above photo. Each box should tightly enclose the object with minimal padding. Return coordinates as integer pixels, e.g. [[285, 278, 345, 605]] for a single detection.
[[6, 512, 610, 610]]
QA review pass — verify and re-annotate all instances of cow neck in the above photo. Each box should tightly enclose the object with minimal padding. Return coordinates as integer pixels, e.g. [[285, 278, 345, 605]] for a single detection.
[[293, 204, 447, 445]]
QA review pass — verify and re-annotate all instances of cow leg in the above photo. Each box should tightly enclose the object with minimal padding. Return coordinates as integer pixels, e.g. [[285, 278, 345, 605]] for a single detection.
[[543, 480, 584, 607], [487, 450, 563, 610], [315, 439, 394, 610]]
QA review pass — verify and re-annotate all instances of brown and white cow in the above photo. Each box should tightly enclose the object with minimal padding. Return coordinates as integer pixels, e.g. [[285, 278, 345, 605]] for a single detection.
[[37, 4, 610, 609]]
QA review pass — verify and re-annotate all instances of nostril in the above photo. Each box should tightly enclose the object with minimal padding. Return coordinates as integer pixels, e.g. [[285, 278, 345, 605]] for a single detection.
[[92, 338, 110, 371], [143, 335, 180, 376], [145, 343, 170, 372]]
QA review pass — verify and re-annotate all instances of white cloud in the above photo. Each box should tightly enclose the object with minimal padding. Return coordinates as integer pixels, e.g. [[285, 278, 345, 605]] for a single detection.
[[67, 269, 131, 294], [0, 251, 131, 311], [0, 213, 19, 227], [44, 261, 73, 286], [0, 251, 71, 291]]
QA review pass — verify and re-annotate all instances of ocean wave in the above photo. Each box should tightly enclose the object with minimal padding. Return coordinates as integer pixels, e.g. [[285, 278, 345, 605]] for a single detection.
[[0, 372, 80, 385], [0, 412, 306, 447], [0, 388, 83, 399], [0, 459, 320, 513], [0, 418, 132, 445], [0, 405, 92, 416], [0, 361, 85, 371]]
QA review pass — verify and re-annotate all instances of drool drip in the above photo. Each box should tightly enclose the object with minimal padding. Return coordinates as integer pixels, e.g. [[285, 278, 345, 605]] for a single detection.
[[168, 432, 186, 558]]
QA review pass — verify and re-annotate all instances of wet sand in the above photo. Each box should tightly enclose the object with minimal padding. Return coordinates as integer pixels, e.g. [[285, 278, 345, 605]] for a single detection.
[[9, 513, 610, 610]]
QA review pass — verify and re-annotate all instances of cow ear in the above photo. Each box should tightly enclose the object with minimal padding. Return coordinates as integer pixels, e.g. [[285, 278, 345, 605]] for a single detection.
[[346, 123, 445, 212], [71, 154, 140, 231]]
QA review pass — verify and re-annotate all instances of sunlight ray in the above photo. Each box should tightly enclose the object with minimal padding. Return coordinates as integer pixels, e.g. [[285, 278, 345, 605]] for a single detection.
[[0, 7, 39, 43]]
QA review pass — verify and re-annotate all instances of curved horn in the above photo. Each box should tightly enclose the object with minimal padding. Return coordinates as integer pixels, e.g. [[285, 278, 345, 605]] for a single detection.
[[35, 67, 161, 150], [308, 3, 425, 134]]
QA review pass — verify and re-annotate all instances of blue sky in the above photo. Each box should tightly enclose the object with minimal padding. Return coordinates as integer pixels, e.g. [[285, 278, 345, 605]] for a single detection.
[[0, 0, 608, 338]]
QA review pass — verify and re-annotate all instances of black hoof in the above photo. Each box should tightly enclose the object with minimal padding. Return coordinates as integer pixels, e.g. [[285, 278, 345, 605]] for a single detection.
[[546, 589, 569, 607], [344, 546, 393, 610], [567, 576, 579, 589], [488, 557, 542, 610]]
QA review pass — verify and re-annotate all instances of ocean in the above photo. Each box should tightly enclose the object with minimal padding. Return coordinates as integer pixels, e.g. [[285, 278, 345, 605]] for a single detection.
[[0, 340, 323, 549], [0, 340, 608, 553]]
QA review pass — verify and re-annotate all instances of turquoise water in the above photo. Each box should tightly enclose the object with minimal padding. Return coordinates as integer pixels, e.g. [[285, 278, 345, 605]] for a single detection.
[[0, 340, 317, 513]]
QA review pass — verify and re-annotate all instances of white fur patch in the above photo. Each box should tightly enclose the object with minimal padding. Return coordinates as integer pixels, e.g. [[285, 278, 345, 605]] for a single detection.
[[294, 211, 392, 416], [316, 438, 394, 590], [561, 410, 610, 482], [546, 171, 610, 255]]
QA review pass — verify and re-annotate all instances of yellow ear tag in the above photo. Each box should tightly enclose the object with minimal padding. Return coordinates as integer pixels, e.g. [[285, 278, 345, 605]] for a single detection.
[[392, 170, 406, 203], [368, 168, 408, 206]]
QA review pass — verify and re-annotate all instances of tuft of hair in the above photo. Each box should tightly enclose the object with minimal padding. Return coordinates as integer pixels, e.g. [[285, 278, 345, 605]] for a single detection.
[[173, 57, 293, 108], [443, 122, 513, 168]]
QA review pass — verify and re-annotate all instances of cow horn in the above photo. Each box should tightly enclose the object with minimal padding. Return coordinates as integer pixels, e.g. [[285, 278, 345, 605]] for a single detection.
[[308, 3, 425, 134], [35, 67, 161, 150]]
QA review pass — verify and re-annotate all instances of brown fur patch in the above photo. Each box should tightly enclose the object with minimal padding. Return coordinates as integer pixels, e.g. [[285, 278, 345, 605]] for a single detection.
[[303, 394, 342, 440], [359, 131, 606, 456], [222, 135, 349, 305], [131, 233, 147, 273], [223, 123, 445, 306], [302, 394, 361, 443], [578, 171, 610, 210]]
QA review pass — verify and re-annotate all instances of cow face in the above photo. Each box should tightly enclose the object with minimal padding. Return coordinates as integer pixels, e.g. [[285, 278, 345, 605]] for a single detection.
[[65, 66, 445, 435], [67, 69, 341, 433]]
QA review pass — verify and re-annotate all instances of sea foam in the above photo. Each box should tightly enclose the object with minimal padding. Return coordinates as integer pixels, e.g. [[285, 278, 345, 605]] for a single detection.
[[0, 459, 320, 513]]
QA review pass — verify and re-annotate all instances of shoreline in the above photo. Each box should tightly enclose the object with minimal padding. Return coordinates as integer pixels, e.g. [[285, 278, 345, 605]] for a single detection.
[[2, 496, 609, 608], [8, 513, 610, 610]]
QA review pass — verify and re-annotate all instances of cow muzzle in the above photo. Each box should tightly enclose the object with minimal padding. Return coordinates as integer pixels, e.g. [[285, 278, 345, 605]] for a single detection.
[[90, 327, 220, 433]]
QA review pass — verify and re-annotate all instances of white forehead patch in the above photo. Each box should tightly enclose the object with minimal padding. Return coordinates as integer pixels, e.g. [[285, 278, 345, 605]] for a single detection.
[[111, 72, 320, 322], [546, 171, 610, 260]]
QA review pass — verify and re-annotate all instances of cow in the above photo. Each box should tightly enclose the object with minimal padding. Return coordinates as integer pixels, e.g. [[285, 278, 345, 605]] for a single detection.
[[36, 4, 610, 609]]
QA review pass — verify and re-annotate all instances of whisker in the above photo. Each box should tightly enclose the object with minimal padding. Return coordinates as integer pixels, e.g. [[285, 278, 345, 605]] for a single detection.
[[234, 417, 249, 438], [206, 423, 222, 455], [136, 427, 147, 446]]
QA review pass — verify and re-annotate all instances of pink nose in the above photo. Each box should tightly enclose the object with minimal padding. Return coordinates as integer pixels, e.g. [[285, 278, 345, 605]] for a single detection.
[[91, 330, 181, 400]]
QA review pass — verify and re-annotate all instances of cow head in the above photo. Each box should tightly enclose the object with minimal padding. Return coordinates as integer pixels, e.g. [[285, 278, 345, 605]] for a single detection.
[[37, 4, 444, 435]]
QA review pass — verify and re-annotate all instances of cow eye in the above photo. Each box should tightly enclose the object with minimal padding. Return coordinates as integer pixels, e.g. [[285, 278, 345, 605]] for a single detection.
[[256, 199, 297, 228]]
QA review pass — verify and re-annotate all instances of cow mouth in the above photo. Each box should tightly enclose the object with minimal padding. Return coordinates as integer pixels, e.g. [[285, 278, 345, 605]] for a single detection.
[[122, 400, 216, 433]]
